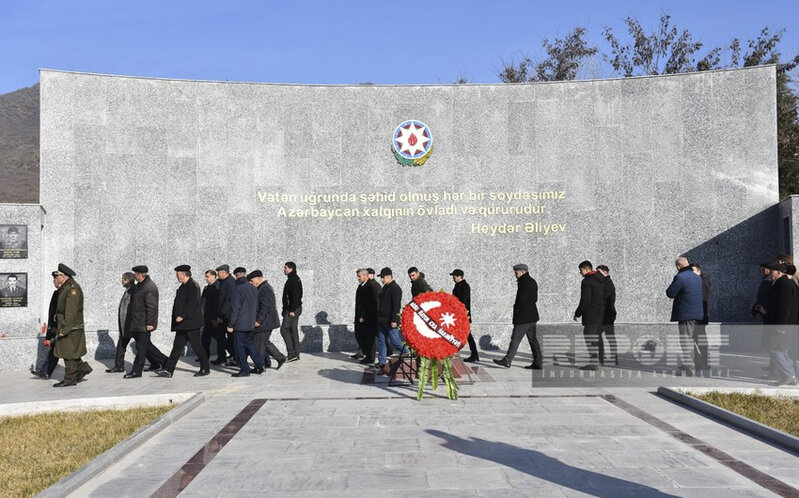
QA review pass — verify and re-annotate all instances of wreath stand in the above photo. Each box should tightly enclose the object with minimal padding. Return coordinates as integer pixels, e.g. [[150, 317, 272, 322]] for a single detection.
[[388, 352, 418, 386]]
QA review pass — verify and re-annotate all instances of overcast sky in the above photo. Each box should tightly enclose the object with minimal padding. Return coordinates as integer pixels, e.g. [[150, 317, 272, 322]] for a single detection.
[[1, 0, 797, 94]]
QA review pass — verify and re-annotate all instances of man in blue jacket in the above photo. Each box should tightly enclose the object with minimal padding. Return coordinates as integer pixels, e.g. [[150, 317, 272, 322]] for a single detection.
[[666, 257, 703, 376], [226, 267, 265, 377]]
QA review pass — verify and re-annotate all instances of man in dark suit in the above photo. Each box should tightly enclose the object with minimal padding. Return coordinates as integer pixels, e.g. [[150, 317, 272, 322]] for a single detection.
[[125, 265, 168, 378], [376, 267, 409, 369], [762, 262, 798, 386], [105, 272, 140, 373], [354, 268, 379, 365], [248, 269, 285, 370], [494, 264, 542, 369], [201, 270, 226, 364], [451, 269, 478, 363], [157, 265, 209, 378], [215, 264, 237, 366], [32, 271, 62, 379], [280, 261, 303, 362], [596, 265, 618, 366], [573, 260, 605, 370], [227, 267, 264, 376]]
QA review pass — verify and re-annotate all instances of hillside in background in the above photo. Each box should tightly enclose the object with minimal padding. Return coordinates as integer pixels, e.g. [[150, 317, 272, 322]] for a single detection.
[[0, 84, 39, 204]]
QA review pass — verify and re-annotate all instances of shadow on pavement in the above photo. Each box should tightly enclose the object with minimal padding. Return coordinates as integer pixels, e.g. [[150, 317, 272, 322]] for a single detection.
[[425, 429, 679, 497]]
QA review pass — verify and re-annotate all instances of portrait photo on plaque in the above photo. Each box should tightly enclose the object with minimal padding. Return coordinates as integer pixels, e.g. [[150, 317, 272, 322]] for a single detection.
[[0, 225, 28, 259], [0, 272, 27, 307]]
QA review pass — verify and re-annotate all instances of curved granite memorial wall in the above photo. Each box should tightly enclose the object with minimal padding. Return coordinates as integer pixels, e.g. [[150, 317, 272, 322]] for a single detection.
[[35, 67, 777, 356]]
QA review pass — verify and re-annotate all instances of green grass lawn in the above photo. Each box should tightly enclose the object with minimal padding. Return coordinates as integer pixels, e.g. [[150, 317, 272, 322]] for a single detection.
[[0, 405, 172, 497], [691, 391, 799, 438]]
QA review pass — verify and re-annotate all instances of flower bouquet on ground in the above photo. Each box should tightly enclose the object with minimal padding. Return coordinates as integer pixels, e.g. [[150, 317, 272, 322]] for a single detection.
[[400, 291, 470, 400]]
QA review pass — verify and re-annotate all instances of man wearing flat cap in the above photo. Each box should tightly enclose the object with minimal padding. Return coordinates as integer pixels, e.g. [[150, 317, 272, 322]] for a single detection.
[[762, 262, 798, 385], [125, 265, 168, 378], [451, 269, 478, 362], [248, 270, 286, 369], [494, 264, 542, 369], [157, 265, 210, 378], [666, 257, 703, 376], [52, 264, 93, 387], [227, 267, 265, 376]]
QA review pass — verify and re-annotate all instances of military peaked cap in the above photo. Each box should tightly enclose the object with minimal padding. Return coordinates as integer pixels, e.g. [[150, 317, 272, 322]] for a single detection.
[[58, 263, 76, 277]]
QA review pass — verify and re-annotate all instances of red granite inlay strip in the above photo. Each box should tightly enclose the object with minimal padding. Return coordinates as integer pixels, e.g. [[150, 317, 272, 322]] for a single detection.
[[150, 399, 268, 498], [602, 394, 799, 497]]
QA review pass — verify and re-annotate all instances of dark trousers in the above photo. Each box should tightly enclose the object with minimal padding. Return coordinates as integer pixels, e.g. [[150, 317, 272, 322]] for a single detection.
[[466, 332, 478, 357], [37, 347, 59, 377], [505, 322, 542, 366], [116, 335, 164, 370], [131, 331, 168, 375], [583, 325, 600, 365], [62, 358, 92, 383], [280, 307, 302, 357], [201, 323, 227, 359], [233, 330, 263, 373], [598, 324, 617, 365], [693, 322, 709, 370], [354, 322, 376, 362], [165, 329, 209, 373], [254, 329, 285, 365]]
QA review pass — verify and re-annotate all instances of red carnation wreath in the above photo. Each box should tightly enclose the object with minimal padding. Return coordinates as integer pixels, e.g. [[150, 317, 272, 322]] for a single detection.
[[400, 291, 470, 399]]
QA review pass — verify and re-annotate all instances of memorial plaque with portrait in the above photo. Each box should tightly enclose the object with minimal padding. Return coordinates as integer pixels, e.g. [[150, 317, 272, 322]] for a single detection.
[[0, 225, 28, 259], [0, 272, 27, 307]]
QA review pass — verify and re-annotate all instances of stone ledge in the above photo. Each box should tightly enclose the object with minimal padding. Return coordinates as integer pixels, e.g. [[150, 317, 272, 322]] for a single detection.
[[658, 386, 799, 454], [35, 392, 205, 498]]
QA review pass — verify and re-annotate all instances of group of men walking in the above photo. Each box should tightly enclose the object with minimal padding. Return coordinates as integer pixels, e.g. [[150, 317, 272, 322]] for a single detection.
[[33, 261, 304, 386], [352, 266, 480, 371]]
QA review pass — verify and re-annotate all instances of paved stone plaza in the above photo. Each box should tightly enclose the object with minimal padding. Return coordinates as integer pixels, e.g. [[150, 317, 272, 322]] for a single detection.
[[4, 351, 799, 497]]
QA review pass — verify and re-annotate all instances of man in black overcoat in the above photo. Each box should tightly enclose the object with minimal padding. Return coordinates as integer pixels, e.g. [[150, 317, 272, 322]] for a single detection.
[[354, 268, 378, 365], [248, 269, 286, 369], [573, 260, 605, 370], [762, 262, 798, 385], [451, 269, 478, 362], [125, 266, 168, 378], [494, 264, 542, 369], [596, 265, 617, 366], [157, 265, 209, 378]]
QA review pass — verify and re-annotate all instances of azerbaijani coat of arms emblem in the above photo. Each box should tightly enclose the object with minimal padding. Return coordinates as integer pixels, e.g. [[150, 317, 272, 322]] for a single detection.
[[392, 120, 433, 166]]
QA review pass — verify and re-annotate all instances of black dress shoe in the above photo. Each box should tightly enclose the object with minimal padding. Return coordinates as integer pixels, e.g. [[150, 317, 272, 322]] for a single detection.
[[105, 367, 124, 373], [145, 364, 162, 372], [359, 357, 374, 365], [32, 370, 49, 379], [350, 352, 364, 359], [523, 364, 542, 370], [210, 357, 225, 365], [463, 356, 479, 363], [493, 358, 511, 368], [231, 371, 250, 377], [123, 372, 142, 379], [194, 369, 210, 377], [286, 355, 298, 363], [265, 362, 272, 369], [276, 357, 286, 370], [53, 380, 76, 387], [156, 370, 173, 378], [253, 366, 264, 375]]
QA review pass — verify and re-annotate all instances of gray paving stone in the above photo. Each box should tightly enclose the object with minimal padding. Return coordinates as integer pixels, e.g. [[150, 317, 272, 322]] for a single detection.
[[0, 354, 791, 497]]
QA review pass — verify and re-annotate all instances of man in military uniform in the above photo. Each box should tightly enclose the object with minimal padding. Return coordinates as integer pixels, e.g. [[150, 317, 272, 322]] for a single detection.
[[52, 264, 92, 387], [1, 274, 26, 298]]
